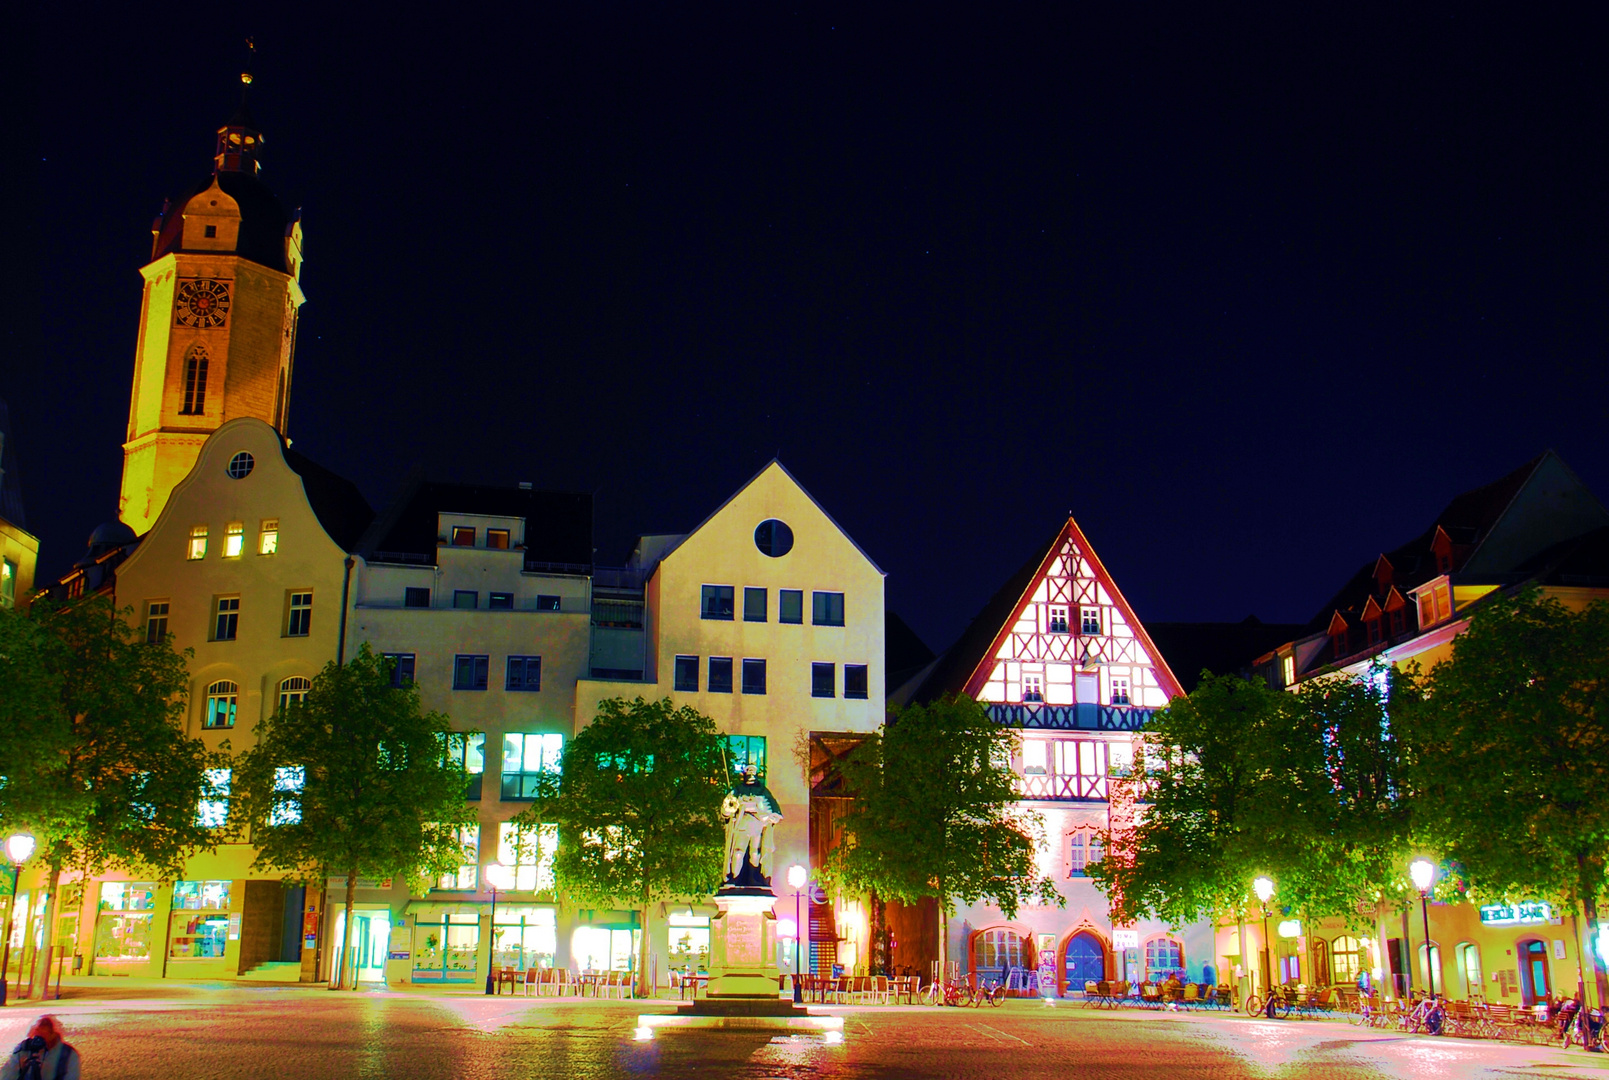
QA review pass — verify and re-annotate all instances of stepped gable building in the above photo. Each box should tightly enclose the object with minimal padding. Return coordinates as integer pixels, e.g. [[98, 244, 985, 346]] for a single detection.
[[120, 101, 305, 536], [897, 515, 1211, 996], [0, 398, 40, 608], [1253, 450, 1609, 690]]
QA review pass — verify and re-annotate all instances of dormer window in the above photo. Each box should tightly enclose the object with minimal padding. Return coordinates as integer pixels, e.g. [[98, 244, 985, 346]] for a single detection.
[[450, 526, 475, 547], [1366, 618, 1384, 646], [1282, 655, 1296, 686], [1389, 607, 1405, 637], [204, 225, 217, 238], [1416, 577, 1453, 629]]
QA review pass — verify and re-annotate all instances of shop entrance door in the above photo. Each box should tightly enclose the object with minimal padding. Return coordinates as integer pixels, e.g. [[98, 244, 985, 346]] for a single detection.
[[333, 910, 392, 983], [1519, 939, 1550, 1005], [1063, 933, 1105, 996]]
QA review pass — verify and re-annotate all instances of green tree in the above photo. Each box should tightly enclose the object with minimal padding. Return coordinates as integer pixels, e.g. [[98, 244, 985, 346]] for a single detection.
[[3, 596, 215, 994], [821, 695, 1060, 976], [1396, 589, 1609, 1003], [512, 697, 726, 996], [233, 644, 473, 989]]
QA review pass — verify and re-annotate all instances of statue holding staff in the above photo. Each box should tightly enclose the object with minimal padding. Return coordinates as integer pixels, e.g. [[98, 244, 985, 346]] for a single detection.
[[720, 763, 783, 889]]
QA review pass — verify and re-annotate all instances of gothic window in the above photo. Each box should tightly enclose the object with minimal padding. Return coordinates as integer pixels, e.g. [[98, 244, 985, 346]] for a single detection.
[[181, 346, 209, 415]]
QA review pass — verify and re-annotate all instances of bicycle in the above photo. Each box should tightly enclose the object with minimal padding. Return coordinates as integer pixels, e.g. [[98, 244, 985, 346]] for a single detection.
[[1244, 986, 1293, 1020], [971, 975, 1007, 1008], [1561, 1005, 1605, 1051], [921, 974, 975, 1007]]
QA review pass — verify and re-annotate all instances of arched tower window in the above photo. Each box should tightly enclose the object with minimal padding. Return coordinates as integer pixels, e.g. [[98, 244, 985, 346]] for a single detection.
[[181, 345, 210, 415]]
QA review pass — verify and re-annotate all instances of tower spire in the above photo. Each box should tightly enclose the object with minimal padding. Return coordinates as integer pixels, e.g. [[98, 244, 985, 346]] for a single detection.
[[215, 37, 264, 176]]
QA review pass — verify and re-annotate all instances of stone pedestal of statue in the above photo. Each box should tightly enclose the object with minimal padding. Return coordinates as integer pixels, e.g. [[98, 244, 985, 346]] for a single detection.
[[703, 887, 788, 1005]]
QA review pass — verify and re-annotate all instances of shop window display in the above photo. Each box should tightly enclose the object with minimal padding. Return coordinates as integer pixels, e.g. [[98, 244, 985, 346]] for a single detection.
[[169, 880, 232, 960], [412, 913, 480, 983], [668, 912, 711, 970], [491, 906, 557, 971], [94, 882, 157, 966]]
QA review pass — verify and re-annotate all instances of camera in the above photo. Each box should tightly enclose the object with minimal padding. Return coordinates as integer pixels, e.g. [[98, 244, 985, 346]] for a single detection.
[[14, 1037, 44, 1054]]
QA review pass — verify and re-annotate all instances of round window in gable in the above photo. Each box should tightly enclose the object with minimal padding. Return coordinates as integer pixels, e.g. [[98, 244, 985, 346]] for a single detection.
[[754, 519, 794, 558], [226, 452, 255, 479]]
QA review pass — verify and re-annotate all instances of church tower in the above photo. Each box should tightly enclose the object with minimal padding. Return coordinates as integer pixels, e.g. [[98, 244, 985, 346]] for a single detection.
[[120, 87, 305, 534]]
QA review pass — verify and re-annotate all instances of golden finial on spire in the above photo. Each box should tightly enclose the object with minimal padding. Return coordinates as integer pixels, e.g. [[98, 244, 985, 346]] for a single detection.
[[241, 36, 256, 90]]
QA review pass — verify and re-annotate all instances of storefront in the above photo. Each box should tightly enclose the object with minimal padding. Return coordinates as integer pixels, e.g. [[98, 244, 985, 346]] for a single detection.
[[408, 904, 481, 984], [92, 882, 158, 975], [166, 880, 232, 978], [491, 906, 557, 971], [572, 914, 640, 973], [332, 906, 393, 984], [668, 910, 711, 973]]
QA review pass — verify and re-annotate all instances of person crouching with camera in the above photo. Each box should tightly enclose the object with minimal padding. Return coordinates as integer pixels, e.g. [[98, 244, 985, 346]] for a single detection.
[[1, 1016, 79, 1080]]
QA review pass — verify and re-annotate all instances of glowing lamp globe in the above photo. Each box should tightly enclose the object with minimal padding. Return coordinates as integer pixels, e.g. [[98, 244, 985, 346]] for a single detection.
[[1253, 876, 1275, 904], [5, 834, 34, 865], [485, 862, 514, 890], [787, 864, 808, 890], [778, 918, 798, 939], [1409, 858, 1435, 894]]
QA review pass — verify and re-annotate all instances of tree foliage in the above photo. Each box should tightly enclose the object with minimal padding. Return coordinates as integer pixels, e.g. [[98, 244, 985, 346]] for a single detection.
[[233, 644, 474, 987], [1091, 669, 1413, 931], [513, 696, 727, 994], [821, 695, 1061, 971], [1395, 589, 1609, 998]]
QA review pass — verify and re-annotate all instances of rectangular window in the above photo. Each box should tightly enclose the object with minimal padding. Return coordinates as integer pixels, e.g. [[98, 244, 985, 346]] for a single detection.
[[844, 664, 869, 700], [1048, 606, 1069, 633], [779, 589, 803, 624], [506, 655, 542, 691], [444, 732, 485, 800], [1022, 739, 1047, 774], [1282, 655, 1296, 686], [701, 584, 735, 620], [197, 768, 230, 829], [188, 525, 208, 560], [451, 526, 475, 546], [811, 662, 835, 698], [708, 657, 733, 694], [498, 821, 557, 892], [743, 587, 767, 622], [453, 590, 478, 610], [536, 594, 560, 612], [1081, 608, 1102, 634], [213, 596, 239, 641], [404, 587, 431, 608], [1366, 618, 1384, 646], [812, 591, 845, 626], [383, 653, 416, 686], [453, 655, 489, 691], [1069, 831, 1104, 877], [1023, 673, 1043, 702], [502, 733, 563, 800], [1110, 677, 1130, 706], [0, 560, 13, 608], [485, 528, 510, 550], [286, 591, 313, 637], [145, 601, 170, 643], [488, 592, 513, 610], [204, 683, 238, 729], [438, 825, 479, 890], [741, 658, 767, 695], [1390, 607, 1405, 637], [727, 735, 767, 779], [258, 519, 278, 555], [269, 767, 304, 826], [674, 655, 699, 692], [224, 522, 244, 558]]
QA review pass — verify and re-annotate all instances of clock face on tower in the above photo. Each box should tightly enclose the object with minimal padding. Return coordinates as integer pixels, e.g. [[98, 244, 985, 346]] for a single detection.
[[174, 279, 232, 328]]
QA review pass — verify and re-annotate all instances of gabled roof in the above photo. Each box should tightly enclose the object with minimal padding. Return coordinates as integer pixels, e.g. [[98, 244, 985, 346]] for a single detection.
[[359, 479, 591, 566], [904, 515, 1183, 704], [655, 459, 885, 576], [282, 445, 375, 551]]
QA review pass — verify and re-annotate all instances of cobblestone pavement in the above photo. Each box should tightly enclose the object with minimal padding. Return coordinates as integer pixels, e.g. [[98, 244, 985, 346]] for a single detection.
[[1, 985, 1605, 1079]]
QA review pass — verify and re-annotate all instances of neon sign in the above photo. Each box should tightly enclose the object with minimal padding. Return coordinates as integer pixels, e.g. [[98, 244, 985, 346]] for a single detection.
[[1479, 901, 1551, 926]]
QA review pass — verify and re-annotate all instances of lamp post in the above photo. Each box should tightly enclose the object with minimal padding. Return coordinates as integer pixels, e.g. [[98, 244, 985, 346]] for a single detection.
[[484, 862, 512, 996], [788, 864, 807, 1003], [1253, 875, 1275, 1015], [1410, 858, 1436, 998], [0, 834, 36, 1007]]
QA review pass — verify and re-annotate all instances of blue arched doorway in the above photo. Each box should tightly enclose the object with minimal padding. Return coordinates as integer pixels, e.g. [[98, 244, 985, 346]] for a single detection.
[[1063, 931, 1106, 995]]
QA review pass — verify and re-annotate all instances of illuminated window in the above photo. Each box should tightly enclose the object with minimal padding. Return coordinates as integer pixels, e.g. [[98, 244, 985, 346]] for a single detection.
[[779, 590, 803, 624], [451, 526, 475, 546], [812, 662, 835, 698], [1022, 739, 1047, 775], [502, 733, 563, 799], [1069, 830, 1104, 876], [1048, 607, 1068, 633], [1417, 580, 1453, 628], [812, 591, 845, 627], [0, 559, 13, 608], [536, 594, 560, 612], [741, 658, 767, 695], [197, 768, 231, 828], [844, 664, 868, 699], [1023, 674, 1043, 702], [278, 676, 311, 712], [674, 655, 699, 692], [727, 735, 766, 779], [701, 584, 735, 620], [180, 347, 209, 415], [145, 601, 169, 643], [286, 591, 312, 636], [213, 596, 239, 641], [1081, 608, 1102, 635], [744, 587, 767, 622], [488, 592, 513, 610], [708, 657, 733, 693], [1110, 677, 1130, 706], [438, 825, 479, 889], [204, 681, 238, 728], [1332, 936, 1364, 984], [270, 767, 304, 826], [498, 821, 557, 891], [1281, 655, 1296, 686], [222, 522, 244, 558], [258, 519, 278, 555], [486, 528, 510, 550], [505, 655, 541, 691], [188, 525, 208, 560], [453, 654, 489, 691], [444, 732, 485, 799], [1457, 942, 1482, 998], [1144, 937, 1183, 980]]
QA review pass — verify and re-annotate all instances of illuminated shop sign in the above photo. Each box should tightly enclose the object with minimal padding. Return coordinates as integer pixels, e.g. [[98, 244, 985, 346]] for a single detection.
[[1479, 901, 1551, 926]]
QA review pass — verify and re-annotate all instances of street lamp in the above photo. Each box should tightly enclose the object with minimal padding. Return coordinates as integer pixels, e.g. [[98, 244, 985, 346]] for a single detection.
[[788, 863, 808, 1003], [0, 834, 35, 1007], [484, 862, 512, 996], [1253, 875, 1275, 1015], [1409, 858, 1436, 998]]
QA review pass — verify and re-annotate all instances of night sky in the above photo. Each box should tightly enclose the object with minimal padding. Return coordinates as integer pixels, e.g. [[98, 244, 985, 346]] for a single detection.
[[8, 5, 1606, 656]]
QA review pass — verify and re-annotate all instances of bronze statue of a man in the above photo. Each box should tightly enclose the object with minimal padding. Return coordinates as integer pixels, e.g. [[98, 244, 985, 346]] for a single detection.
[[720, 764, 782, 889]]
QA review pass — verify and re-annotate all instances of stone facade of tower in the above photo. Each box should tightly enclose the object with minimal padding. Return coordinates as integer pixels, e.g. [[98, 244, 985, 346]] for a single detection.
[[120, 108, 305, 535]]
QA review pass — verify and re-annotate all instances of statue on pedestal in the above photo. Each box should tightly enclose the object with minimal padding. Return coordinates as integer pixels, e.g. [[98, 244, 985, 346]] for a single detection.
[[719, 764, 782, 890]]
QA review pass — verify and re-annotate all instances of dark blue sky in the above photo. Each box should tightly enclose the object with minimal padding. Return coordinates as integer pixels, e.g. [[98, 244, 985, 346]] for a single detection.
[[8, 4, 1606, 655]]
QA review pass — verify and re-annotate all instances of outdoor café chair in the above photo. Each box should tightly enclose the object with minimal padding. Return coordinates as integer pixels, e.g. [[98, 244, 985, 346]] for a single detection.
[[1084, 981, 1102, 1007]]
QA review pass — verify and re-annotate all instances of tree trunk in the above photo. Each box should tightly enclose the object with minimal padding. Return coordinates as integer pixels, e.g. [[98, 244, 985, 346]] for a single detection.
[[638, 880, 652, 999], [27, 864, 61, 999], [869, 891, 885, 976], [335, 869, 357, 990]]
